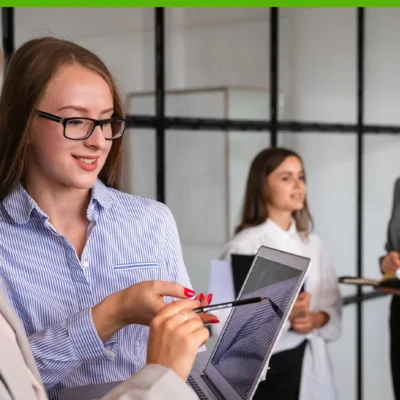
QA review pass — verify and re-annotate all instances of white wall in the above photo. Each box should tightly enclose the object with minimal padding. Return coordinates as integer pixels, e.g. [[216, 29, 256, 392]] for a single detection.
[[12, 7, 399, 400]]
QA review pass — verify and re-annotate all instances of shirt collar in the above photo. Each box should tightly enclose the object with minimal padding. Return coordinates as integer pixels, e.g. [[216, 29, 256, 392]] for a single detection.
[[265, 217, 297, 239], [91, 179, 113, 210], [2, 183, 43, 224], [2, 178, 113, 225]]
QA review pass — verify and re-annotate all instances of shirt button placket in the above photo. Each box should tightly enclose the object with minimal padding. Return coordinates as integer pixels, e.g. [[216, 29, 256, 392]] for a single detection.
[[66, 244, 92, 309]]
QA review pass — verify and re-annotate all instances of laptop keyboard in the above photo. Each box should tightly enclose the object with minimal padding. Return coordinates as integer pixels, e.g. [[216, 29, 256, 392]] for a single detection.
[[187, 375, 208, 400]]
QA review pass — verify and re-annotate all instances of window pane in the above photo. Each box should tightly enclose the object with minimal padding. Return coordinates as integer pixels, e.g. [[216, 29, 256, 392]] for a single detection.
[[279, 132, 357, 297], [121, 128, 156, 200], [15, 7, 155, 95], [183, 8, 269, 90], [329, 304, 357, 400], [363, 297, 393, 400], [365, 9, 400, 125], [166, 129, 227, 293], [227, 131, 270, 235], [280, 8, 356, 123]]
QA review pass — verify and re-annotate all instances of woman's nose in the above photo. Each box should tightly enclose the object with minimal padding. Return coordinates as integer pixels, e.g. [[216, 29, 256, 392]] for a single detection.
[[84, 125, 107, 150]]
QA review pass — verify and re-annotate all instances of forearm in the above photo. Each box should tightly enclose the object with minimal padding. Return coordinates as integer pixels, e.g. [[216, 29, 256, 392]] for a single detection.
[[313, 305, 342, 341], [92, 295, 125, 342], [30, 308, 119, 389]]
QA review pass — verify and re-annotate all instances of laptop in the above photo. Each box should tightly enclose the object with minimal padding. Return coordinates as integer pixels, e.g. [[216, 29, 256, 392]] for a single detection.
[[231, 253, 305, 297], [186, 245, 310, 400]]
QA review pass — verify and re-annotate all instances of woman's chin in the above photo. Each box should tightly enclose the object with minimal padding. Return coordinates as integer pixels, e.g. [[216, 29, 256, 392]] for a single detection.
[[63, 174, 98, 191], [290, 203, 305, 212]]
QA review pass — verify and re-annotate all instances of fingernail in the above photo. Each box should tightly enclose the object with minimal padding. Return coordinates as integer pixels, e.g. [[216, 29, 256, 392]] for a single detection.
[[209, 318, 220, 324], [184, 288, 195, 298], [207, 293, 213, 304], [199, 293, 205, 301]]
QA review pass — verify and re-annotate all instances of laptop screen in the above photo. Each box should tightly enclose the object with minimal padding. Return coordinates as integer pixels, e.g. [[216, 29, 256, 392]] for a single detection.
[[209, 255, 303, 399], [231, 253, 305, 297]]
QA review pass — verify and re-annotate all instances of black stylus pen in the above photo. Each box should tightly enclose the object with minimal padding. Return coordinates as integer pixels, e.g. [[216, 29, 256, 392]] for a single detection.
[[194, 296, 267, 314]]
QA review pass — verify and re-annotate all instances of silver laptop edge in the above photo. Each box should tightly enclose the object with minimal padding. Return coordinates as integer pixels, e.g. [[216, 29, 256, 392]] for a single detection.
[[192, 245, 310, 400]]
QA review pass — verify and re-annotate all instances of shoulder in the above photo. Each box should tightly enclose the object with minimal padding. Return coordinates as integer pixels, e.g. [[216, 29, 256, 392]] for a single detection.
[[229, 224, 268, 246], [393, 177, 400, 200], [222, 224, 273, 258], [394, 176, 400, 190], [107, 188, 173, 221]]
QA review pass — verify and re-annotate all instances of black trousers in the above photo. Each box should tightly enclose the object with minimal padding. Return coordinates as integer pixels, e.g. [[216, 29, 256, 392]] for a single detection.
[[390, 296, 400, 399], [253, 340, 307, 400]]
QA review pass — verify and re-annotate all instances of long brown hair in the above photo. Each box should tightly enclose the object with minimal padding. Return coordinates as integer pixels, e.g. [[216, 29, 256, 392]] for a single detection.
[[0, 36, 124, 200], [235, 147, 313, 236]]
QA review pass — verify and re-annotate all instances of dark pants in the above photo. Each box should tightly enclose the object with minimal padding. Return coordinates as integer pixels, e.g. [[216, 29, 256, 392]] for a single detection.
[[390, 297, 400, 399], [253, 340, 307, 400]]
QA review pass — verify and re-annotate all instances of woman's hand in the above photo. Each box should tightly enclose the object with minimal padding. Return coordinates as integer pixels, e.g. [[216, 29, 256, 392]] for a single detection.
[[291, 311, 329, 334], [289, 292, 330, 334], [380, 287, 400, 296], [289, 292, 311, 321], [146, 299, 211, 382], [379, 252, 400, 296], [92, 281, 197, 341], [194, 292, 220, 325], [381, 251, 400, 274]]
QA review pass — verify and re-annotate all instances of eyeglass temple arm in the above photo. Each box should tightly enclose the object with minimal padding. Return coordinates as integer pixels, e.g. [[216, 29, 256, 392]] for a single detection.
[[37, 111, 63, 123]]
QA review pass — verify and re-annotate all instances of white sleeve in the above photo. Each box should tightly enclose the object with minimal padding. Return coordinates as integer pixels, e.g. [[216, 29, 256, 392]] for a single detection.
[[313, 241, 343, 342]]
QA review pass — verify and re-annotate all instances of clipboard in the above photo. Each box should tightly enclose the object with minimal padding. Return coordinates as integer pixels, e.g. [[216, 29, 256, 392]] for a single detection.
[[338, 272, 400, 289]]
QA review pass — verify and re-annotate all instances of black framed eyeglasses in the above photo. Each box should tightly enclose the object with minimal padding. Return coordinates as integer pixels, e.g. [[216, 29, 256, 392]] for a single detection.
[[36, 110, 127, 140]]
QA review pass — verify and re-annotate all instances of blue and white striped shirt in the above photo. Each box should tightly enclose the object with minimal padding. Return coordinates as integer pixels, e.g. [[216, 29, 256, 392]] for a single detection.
[[0, 179, 192, 400]]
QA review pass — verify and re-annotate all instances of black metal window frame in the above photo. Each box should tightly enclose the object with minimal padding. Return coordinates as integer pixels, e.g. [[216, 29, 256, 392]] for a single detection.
[[2, 7, 394, 400]]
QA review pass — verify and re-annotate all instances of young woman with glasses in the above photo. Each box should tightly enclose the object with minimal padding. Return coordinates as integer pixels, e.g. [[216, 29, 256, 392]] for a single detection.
[[0, 37, 216, 400]]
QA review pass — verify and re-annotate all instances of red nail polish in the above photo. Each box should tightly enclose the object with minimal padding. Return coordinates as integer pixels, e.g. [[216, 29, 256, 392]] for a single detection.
[[209, 318, 220, 324], [207, 293, 213, 304], [184, 288, 195, 298], [199, 293, 205, 301]]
